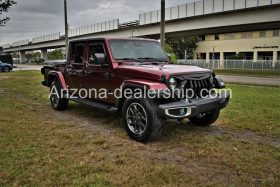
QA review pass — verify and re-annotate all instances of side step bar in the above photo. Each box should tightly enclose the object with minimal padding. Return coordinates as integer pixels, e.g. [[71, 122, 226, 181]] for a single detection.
[[69, 98, 118, 112]]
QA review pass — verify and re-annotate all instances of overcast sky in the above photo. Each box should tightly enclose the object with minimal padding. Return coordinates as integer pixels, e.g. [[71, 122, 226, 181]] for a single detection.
[[0, 0, 199, 45]]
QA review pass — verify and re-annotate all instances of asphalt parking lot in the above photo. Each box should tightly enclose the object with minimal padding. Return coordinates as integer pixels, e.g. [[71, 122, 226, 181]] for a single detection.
[[12, 64, 43, 71]]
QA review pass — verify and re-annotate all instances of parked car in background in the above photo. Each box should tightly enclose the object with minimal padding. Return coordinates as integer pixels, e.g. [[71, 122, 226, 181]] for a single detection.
[[0, 60, 13, 72], [0, 55, 13, 67]]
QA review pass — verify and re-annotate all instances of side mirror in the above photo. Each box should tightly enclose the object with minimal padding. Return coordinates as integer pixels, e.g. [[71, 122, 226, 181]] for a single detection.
[[94, 53, 106, 65]]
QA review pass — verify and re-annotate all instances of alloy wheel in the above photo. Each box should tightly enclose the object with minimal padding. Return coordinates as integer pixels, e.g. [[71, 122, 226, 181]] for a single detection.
[[126, 102, 148, 135]]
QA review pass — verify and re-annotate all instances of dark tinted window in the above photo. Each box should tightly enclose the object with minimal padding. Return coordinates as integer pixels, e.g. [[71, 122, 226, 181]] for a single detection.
[[71, 44, 84, 64], [215, 34, 220, 40]]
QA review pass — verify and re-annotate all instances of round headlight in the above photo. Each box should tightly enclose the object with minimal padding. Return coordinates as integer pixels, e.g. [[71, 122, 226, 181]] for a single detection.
[[169, 77, 177, 90]]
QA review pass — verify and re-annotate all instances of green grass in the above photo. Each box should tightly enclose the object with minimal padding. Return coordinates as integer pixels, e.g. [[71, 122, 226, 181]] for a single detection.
[[220, 84, 280, 136], [214, 69, 280, 77], [0, 71, 280, 186]]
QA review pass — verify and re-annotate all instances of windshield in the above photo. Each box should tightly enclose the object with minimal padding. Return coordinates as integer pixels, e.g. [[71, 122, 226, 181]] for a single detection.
[[109, 40, 169, 61]]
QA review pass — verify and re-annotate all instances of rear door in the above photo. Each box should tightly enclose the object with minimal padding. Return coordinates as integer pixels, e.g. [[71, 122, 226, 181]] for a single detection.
[[65, 43, 86, 89]]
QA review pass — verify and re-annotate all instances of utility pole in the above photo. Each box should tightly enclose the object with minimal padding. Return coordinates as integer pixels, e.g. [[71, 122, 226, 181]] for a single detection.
[[64, 0, 69, 52], [160, 0, 165, 48]]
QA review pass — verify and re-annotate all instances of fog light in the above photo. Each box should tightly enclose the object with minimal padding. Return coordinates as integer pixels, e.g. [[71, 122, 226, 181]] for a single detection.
[[165, 107, 191, 118]]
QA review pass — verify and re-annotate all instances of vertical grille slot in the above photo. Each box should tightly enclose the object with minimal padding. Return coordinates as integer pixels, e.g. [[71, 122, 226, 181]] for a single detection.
[[183, 77, 212, 99]]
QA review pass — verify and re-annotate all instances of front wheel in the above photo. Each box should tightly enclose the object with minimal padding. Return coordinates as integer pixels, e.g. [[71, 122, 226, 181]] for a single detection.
[[50, 80, 68, 111], [189, 109, 220, 126], [3, 66, 10, 72], [122, 98, 163, 143]]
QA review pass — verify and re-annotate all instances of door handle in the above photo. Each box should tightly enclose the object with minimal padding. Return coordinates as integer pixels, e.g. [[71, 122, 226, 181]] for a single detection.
[[66, 64, 73, 68], [66, 68, 75, 73]]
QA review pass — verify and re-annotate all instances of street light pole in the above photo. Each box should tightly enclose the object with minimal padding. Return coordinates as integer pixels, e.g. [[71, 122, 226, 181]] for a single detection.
[[160, 0, 165, 48], [64, 0, 69, 52]]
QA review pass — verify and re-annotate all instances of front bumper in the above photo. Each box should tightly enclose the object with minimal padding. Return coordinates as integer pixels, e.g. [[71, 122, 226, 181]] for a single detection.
[[158, 92, 230, 119]]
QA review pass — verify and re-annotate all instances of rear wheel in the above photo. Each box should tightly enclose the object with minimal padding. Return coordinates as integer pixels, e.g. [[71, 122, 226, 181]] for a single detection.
[[189, 109, 220, 126], [50, 80, 68, 111], [122, 98, 163, 143]]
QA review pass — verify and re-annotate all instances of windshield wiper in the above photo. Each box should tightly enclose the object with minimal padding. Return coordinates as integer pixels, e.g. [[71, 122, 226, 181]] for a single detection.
[[115, 58, 142, 62], [138, 57, 160, 62], [137, 57, 168, 64]]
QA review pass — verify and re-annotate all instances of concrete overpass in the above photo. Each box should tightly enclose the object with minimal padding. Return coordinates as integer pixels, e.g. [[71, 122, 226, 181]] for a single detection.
[[1, 0, 280, 62]]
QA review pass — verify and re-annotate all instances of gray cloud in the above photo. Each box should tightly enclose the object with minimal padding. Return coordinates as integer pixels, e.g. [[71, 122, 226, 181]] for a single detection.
[[0, 0, 199, 45]]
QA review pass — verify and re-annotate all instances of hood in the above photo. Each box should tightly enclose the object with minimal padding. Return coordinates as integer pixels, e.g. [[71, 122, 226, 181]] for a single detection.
[[116, 63, 212, 80], [0, 62, 12, 66]]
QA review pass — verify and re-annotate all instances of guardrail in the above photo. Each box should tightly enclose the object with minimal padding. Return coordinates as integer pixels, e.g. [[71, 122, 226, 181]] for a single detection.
[[2, 44, 11, 49], [177, 59, 280, 71], [69, 19, 119, 37], [139, 0, 279, 25], [32, 33, 61, 44], [12, 39, 30, 47]]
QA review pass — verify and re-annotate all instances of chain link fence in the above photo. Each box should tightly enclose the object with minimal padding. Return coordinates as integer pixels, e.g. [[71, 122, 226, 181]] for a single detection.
[[177, 59, 280, 71]]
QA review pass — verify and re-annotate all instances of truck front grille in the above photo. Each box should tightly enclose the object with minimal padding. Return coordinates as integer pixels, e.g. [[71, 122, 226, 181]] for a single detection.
[[181, 77, 213, 99]]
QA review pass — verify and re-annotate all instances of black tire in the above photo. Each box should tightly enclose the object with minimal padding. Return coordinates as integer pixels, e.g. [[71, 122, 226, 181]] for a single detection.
[[3, 66, 10, 72], [189, 109, 220, 126], [50, 80, 68, 111], [122, 98, 163, 143]]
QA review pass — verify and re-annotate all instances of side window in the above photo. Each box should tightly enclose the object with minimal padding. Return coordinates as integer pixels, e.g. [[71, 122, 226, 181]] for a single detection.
[[88, 43, 107, 65], [71, 44, 84, 64]]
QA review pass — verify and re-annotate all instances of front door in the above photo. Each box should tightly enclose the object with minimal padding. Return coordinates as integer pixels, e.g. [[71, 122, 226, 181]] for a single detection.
[[65, 43, 86, 90], [83, 42, 116, 104]]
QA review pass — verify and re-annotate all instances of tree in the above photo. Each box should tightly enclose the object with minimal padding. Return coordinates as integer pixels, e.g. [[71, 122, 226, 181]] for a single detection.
[[48, 49, 64, 60], [26, 52, 41, 61], [166, 36, 199, 59], [164, 43, 177, 63], [0, 0, 17, 26]]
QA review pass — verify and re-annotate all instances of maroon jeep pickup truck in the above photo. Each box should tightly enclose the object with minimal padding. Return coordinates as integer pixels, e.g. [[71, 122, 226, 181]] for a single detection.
[[41, 38, 230, 142]]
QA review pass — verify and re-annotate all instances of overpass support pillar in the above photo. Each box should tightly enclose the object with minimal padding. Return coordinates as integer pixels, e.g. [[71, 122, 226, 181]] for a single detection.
[[19, 51, 26, 63], [219, 52, 224, 69], [253, 51, 258, 62], [273, 50, 277, 67], [206, 52, 210, 63], [41, 49, 48, 62]]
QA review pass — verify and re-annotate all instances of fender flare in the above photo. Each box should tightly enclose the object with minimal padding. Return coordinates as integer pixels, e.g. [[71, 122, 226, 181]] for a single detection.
[[47, 71, 68, 90], [122, 79, 168, 90], [116, 79, 168, 109]]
